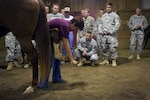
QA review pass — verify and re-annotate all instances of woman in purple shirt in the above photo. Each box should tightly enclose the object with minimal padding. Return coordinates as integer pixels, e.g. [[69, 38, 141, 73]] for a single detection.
[[39, 17, 84, 89]]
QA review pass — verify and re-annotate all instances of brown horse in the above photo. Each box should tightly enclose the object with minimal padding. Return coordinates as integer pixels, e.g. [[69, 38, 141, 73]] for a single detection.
[[143, 25, 150, 49], [0, 0, 51, 93]]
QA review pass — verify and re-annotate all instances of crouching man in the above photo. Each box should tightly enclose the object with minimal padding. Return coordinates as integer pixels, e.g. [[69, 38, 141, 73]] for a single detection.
[[75, 31, 99, 66]]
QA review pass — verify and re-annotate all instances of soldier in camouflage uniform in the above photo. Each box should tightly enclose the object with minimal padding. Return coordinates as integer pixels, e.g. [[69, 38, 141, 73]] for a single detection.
[[128, 8, 148, 60], [99, 3, 121, 67], [75, 31, 99, 67], [82, 9, 95, 37], [5, 32, 22, 71], [93, 9, 105, 57], [48, 3, 64, 21]]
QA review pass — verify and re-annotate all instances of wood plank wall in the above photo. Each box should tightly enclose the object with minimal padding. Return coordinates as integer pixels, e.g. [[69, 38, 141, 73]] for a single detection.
[[43, 0, 141, 11]]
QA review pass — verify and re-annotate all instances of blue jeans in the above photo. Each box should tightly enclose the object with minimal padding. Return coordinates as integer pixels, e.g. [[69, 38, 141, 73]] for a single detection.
[[62, 31, 74, 57], [39, 43, 62, 89]]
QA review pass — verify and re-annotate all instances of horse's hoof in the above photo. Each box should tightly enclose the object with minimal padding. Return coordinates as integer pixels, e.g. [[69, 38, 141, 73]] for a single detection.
[[23, 86, 34, 94]]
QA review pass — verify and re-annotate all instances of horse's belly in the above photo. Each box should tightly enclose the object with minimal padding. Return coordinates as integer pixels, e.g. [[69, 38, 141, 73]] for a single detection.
[[0, 0, 39, 32]]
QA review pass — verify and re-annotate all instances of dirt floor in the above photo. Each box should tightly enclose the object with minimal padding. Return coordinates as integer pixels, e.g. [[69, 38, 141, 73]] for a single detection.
[[0, 47, 150, 100]]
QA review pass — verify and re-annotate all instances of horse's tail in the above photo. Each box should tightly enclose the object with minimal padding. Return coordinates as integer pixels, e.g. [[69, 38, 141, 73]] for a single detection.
[[36, 0, 51, 83]]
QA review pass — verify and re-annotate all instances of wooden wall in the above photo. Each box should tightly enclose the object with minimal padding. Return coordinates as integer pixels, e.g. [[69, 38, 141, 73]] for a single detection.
[[43, 0, 141, 11]]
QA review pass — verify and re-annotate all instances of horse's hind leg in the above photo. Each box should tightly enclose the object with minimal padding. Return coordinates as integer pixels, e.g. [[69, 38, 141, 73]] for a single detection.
[[143, 36, 148, 49], [18, 39, 38, 93]]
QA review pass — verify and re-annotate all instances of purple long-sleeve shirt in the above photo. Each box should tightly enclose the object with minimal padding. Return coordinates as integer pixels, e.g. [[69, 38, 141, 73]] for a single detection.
[[48, 18, 70, 39]]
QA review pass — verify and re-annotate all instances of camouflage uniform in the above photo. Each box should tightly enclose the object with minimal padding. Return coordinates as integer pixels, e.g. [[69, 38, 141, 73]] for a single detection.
[[76, 16, 95, 47], [93, 17, 103, 55], [75, 37, 98, 61], [100, 12, 121, 60], [5, 32, 21, 62], [82, 16, 95, 36], [128, 14, 148, 55], [76, 30, 84, 43], [48, 13, 64, 21]]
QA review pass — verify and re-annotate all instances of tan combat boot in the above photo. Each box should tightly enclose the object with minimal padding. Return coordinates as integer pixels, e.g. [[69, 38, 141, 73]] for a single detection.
[[24, 63, 30, 69], [99, 59, 109, 65], [77, 59, 84, 67], [6, 62, 13, 71], [14, 61, 22, 68], [136, 54, 140, 60], [112, 59, 117, 67], [128, 55, 133, 60]]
